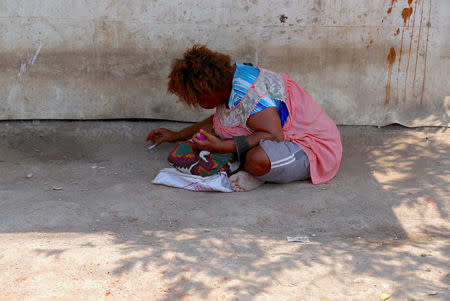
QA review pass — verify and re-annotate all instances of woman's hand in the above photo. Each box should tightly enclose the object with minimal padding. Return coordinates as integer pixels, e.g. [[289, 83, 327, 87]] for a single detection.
[[192, 129, 224, 152], [146, 128, 178, 145]]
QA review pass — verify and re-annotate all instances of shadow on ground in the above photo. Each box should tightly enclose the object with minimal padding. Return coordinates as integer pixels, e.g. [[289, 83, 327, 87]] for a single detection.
[[0, 121, 448, 300]]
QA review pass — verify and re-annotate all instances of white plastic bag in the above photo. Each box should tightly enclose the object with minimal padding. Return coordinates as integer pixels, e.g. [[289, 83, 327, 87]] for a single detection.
[[152, 168, 233, 192]]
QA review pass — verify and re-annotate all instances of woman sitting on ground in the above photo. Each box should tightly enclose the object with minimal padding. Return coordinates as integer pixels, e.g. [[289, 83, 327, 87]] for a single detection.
[[147, 45, 342, 191]]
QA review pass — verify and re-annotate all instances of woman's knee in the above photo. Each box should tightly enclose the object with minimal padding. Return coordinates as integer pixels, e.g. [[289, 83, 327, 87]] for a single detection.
[[244, 146, 270, 176]]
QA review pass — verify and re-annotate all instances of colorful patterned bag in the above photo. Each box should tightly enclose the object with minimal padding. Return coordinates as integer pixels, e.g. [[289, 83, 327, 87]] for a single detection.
[[167, 141, 238, 177]]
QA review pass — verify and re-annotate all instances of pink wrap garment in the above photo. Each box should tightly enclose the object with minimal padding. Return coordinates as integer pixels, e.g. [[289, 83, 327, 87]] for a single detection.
[[213, 73, 342, 184]]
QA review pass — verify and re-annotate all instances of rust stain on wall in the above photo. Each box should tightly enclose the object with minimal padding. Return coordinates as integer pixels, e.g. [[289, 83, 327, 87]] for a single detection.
[[401, 7, 413, 23], [413, 0, 425, 92], [387, 0, 398, 14], [385, 47, 397, 105], [403, 0, 419, 103], [421, 0, 432, 104], [396, 3, 415, 102]]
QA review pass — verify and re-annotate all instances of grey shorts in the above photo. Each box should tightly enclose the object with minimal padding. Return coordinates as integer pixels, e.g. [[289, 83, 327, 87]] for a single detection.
[[256, 139, 310, 183]]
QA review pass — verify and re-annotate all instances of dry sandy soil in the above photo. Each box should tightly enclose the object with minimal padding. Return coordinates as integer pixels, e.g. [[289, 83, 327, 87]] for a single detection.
[[0, 121, 448, 300]]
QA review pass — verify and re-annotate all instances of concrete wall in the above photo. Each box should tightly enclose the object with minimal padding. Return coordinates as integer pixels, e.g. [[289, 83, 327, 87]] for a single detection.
[[1, 0, 449, 126]]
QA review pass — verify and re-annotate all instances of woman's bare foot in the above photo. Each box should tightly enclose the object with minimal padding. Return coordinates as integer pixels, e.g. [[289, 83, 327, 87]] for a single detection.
[[230, 171, 264, 192]]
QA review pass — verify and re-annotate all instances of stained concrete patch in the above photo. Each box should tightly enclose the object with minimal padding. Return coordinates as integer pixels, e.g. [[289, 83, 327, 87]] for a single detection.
[[0, 121, 449, 300]]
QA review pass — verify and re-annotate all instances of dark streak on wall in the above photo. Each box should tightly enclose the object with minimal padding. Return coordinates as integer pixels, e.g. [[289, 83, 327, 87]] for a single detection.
[[421, 0, 432, 104], [403, 0, 419, 103], [385, 47, 397, 105]]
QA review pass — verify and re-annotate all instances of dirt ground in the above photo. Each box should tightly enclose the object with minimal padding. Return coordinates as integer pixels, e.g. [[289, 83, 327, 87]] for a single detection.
[[0, 121, 448, 301]]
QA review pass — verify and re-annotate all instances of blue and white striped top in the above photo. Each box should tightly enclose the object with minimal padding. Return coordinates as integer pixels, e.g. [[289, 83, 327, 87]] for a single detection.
[[228, 63, 288, 127]]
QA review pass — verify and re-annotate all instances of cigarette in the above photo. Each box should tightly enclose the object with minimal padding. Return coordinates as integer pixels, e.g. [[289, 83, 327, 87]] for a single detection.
[[147, 144, 156, 150]]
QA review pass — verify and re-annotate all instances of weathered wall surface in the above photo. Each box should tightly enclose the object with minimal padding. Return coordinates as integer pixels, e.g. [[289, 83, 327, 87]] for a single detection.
[[0, 0, 448, 126]]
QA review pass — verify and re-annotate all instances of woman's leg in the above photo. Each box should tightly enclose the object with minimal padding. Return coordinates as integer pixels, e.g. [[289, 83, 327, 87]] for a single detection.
[[256, 140, 310, 183], [229, 146, 269, 192], [230, 140, 311, 191], [244, 146, 271, 176]]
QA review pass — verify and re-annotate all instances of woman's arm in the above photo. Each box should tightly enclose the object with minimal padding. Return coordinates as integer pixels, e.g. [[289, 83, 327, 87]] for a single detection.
[[194, 107, 283, 152], [147, 114, 214, 145]]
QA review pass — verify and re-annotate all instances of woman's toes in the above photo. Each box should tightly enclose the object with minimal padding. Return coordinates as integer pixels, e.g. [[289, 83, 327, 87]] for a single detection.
[[229, 171, 264, 192]]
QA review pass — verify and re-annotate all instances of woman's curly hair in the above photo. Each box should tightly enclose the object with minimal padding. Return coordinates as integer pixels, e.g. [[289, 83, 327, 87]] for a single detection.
[[168, 45, 234, 107]]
